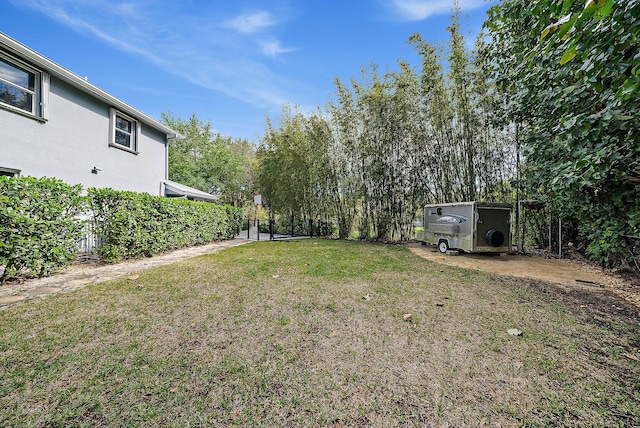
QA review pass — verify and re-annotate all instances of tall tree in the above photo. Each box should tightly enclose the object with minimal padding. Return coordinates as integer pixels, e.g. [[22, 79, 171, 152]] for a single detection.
[[484, 0, 639, 267], [160, 112, 254, 206], [256, 106, 316, 221], [256, 4, 516, 241]]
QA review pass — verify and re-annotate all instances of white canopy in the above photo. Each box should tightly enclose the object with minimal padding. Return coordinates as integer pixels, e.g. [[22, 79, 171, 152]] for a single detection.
[[163, 180, 219, 202]]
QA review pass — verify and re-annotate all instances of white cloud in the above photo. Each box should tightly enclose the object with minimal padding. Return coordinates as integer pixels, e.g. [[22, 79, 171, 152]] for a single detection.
[[223, 11, 278, 34], [390, 0, 488, 21], [260, 39, 295, 59], [10, 0, 299, 111]]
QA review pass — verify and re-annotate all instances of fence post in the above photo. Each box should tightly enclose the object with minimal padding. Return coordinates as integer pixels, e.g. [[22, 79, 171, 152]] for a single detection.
[[548, 212, 552, 255], [520, 203, 525, 254], [558, 217, 562, 259]]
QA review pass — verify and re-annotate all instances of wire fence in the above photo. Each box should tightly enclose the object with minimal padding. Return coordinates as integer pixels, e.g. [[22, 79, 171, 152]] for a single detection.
[[241, 215, 337, 241]]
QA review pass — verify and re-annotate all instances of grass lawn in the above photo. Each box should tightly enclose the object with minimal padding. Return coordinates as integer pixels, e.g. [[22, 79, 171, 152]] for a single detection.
[[1, 239, 639, 427]]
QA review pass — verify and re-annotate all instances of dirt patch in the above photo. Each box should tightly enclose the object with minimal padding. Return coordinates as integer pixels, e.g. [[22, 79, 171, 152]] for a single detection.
[[408, 243, 640, 310]]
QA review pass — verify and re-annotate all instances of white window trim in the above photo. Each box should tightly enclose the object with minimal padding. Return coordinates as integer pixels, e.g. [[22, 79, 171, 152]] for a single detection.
[[0, 51, 48, 121], [109, 108, 140, 154], [41, 71, 49, 120]]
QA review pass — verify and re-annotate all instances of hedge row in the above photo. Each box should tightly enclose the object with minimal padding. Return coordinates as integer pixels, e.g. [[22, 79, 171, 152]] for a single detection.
[[0, 176, 85, 283], [88, 188, 242, 262], [0, 176, 242, 282]]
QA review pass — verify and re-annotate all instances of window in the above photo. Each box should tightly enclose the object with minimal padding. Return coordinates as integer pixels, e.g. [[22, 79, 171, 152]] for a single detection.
[[109, 108, 139, 153], [0, 52, 46, 118]]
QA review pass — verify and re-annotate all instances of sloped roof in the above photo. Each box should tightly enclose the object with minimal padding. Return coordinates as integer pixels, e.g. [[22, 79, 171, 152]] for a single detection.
[[163, 180, 219, 202], [0, 32, 182, 139]]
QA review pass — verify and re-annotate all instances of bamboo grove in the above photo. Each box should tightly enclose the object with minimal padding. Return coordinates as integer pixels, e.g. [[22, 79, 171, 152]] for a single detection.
[[257, 11, 517, 241]]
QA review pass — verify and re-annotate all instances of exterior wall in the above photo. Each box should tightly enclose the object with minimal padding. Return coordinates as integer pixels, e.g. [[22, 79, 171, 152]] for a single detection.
[[420, 203, 475, 252], [0, 76, 167, 195]]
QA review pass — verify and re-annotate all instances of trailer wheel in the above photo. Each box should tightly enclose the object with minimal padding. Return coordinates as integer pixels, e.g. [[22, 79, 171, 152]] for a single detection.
[[438, 240, 449, 253]]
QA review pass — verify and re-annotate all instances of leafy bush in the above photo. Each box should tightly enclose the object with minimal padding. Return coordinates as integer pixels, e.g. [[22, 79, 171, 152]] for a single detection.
[[484, 0, 640, 268], [88, 188, 242, 262], [258, 220, 270, 234], [0, 176, 85, 282]]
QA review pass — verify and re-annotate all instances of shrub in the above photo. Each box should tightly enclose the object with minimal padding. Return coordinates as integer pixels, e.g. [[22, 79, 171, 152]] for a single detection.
[[0, 176, 85, 282], [88, 188, 242, 262], [258, 220, 270, 234]]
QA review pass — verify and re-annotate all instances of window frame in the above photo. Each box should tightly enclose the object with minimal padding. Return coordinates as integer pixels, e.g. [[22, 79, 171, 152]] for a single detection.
[[109, 108, 140, 154], [0, 51, 48, 120]]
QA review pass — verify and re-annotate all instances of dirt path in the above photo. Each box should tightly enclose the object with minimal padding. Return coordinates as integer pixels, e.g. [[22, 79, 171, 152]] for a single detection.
[[408, 243, 640, 309], [0, 239, 250, 310]]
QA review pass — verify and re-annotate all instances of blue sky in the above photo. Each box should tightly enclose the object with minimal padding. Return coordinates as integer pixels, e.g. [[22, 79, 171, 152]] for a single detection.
[[3, 0, 495, 141]]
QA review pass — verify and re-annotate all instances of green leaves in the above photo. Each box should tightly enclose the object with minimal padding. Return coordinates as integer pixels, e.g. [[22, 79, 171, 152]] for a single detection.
[[258, 8, 516, 241], [160, 112, 255, 207], [88, 188, 241, 262], [590, 0, 615, 19], [540, 13, 574, 42], [560, 45, 578, 64], [575, 158, 590, 169], [485, 0, 640, 268], [0, 176, 85, 282], [0, 176, 243, 275]]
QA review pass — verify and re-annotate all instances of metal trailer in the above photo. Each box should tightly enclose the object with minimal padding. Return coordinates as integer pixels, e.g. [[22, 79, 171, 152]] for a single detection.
[[416, 202, 512, 254]]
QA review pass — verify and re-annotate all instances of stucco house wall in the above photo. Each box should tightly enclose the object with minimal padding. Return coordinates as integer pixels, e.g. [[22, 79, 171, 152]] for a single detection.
[[0, 32, 183, 197], [0, 75, 168, 195]]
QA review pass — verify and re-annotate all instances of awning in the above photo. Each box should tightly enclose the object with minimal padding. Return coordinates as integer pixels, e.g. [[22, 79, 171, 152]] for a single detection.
[[163, 180, 219, 202]]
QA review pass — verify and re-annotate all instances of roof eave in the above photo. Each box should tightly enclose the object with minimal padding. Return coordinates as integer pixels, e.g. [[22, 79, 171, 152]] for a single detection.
[[0, 32, 183, 139]]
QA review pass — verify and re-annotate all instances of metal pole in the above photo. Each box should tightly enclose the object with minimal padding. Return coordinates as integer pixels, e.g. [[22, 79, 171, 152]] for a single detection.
[[291, 214, 294, 237], [516, 201, 522, 254], [515, 122, 520, 254], [247, 218, 250, 240], [515, 202, 520, 253], [257, 219, 260, 241], [548, 211, 552, 254], [520, 201, 525, 254], [558, 217, 562, 258]]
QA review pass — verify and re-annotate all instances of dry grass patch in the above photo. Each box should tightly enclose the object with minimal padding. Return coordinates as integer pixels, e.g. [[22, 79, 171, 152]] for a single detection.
[[1, 239, 639, 426]]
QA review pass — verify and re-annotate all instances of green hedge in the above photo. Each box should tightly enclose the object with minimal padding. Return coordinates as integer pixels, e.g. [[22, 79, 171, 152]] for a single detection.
[[88, 188, 242, 262], [0, 176, 85, 282], [0, 177, 243, 282]]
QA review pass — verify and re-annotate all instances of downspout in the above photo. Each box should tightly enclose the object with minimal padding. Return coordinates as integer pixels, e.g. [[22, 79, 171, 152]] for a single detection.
[[163, 134, 178, 197]]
